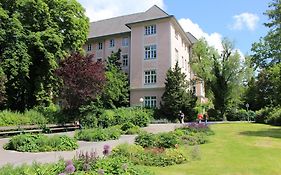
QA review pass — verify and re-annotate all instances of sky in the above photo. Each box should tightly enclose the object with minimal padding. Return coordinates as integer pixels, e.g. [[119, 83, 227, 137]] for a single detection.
[[77, 0, 271, 56]]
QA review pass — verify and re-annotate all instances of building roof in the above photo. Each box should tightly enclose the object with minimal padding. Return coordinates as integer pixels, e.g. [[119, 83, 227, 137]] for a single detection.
[[88, 5, 169, 38], [88, 5, 197, 45], [186, 32, 198, 44]]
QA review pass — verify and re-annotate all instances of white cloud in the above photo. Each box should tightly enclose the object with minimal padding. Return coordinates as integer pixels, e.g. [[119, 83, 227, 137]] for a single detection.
[[78, 0, 165, 21], [179, 18, 223, 53], [230, 12, 259, 31]]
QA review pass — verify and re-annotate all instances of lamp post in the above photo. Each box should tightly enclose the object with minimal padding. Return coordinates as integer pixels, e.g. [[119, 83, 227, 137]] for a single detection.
[[139, 97, 144, 110]]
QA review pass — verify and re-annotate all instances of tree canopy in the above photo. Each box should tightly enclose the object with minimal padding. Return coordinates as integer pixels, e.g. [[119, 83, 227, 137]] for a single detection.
[[0, 0, 89, 111], [56, 53, 106, 114], [100, 49, 129, 108], [191, 38, 251, 120]]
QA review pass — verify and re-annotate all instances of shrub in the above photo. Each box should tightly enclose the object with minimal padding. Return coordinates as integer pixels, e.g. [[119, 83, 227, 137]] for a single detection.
[[226, 109, 256, 121], [0, 110, 30, 126], [4, 134, 78, 152], [96, 107, 151, 128], [111, 144, 188, 167], [24, 109, 47, 125], [178, 122, 214, 135], [33, 104, 60, 123], [75, 127, 121, 142], [125, 125, 140, 135], [267, 107, 281, 126], [180, 132, 208, 145], [255, 107, 273, 123], [135, 132, 157, 148], [80, 113, 98, 129], [157, 132, 180, 148]]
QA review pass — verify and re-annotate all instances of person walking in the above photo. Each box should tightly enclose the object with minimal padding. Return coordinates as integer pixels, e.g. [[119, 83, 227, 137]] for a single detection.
[[178, 111, 185, 124]]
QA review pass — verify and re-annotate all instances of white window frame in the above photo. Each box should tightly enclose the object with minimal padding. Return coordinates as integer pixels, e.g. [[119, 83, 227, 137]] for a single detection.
[[122, 54, 128, 67], [144, 70, 156, 84], [144, 96, 157, 108], [122, 37, 129, 47], [109, 39, 115, 48], [175, 31, 178, 40], [145, 25, 156, 35], [98, 42, 103, 50], [144, 45, 157, 60], [87, 44, 92, 51]]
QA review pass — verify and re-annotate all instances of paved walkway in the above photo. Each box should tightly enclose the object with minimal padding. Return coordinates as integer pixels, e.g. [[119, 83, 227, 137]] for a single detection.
[[0, 124, 181, 167]]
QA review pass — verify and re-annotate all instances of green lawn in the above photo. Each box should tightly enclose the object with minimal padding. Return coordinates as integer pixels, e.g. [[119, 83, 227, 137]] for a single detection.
[[150, 123, 281, 175]]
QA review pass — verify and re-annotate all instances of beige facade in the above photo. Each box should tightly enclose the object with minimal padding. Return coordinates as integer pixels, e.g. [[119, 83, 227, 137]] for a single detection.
[[84, 5, 206, 108]]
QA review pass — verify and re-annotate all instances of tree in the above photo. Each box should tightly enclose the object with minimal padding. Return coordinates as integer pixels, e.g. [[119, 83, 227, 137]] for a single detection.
[[250, 0, 281, 109], [0, 0, 89, 111], [100, 49, 129, 108], [251, 0, 281, 69], [0, 67, 7, 107], [55, 53, 106, 116], [160, 61, 197, 121], [192, 38, 251, 120]]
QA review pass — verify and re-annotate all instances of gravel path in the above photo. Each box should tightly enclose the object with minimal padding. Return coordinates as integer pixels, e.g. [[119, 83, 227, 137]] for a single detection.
[[0, 123, 181, 167]]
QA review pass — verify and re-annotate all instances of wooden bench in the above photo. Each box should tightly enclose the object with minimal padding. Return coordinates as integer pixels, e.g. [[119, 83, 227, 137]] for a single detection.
[[0, 123, 80, 138]]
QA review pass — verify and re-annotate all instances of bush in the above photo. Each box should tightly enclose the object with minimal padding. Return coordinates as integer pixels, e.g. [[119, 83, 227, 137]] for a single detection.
[[120, 122, 141, 135], [177, 123, 214, 135], [226, 109, 256, 121], [4, 134, 78, 152], [157, 132, 179, 148], [75, 127, 121, 142], [0, 109, 49, 127], [96, 107, 151, 128], [111, 144, 188, 167], [267, 107, 281, 126], [135, 132, 157, 148], [180, 132, 208, 145], [33, 104, 61, 123], [255, 107, 273, 123], [80, 113, 98, 129], [207, 108, 221, 121]]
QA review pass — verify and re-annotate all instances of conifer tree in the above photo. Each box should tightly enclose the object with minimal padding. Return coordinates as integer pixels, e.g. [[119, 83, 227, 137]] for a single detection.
[[160, 61, 197, 121]]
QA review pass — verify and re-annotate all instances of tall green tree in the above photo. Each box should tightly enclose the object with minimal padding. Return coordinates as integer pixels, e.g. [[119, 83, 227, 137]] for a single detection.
[[0, 0, 89, 111], [192, 38, 251, 120], [100, 49, 129, 108], [250, 0, 281, 109], [160, 61, 197, 121], [251, 0, 281, 69]]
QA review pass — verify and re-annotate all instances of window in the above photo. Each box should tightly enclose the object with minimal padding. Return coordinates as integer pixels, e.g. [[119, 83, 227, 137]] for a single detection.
[[144, 70, 156, 84], [122, 54, 128, 67], [98, 42, 103, 50], [144, 96, 157, 108], [145, 45, 157, 59], [145, 25, 156, 35], [122, 37, 129, 46], [182, 56, 184, 68], [87, 44, 92, 51], [109, 39, 115, 48]]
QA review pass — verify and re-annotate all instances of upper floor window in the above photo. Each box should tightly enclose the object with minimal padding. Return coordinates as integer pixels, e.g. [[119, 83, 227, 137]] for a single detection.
[[144, 70, 156, 84], [145, 25, 156, 35], [98, 42, 103, 50], [144, 96, 157, 108], [109, 39, 115, 48], [122, 37, 129, 46], [87, 44, 92, 51], [145, 45, 157, 59], [122, 54, 128, 67]]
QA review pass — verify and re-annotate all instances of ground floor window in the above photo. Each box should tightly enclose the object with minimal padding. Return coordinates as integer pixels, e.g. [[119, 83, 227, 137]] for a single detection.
[[144, 96, 157, 108]]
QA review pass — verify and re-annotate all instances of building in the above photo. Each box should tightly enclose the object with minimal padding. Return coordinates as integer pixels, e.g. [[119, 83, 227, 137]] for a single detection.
[[84, 5, 206, 108]]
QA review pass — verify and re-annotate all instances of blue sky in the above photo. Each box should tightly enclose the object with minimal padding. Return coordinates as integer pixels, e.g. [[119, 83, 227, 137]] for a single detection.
[[78, 0, 271, 55]]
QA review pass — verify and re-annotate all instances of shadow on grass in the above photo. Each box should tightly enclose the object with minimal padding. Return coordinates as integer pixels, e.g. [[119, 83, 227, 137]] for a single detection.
[[240, 127, 281, 139]]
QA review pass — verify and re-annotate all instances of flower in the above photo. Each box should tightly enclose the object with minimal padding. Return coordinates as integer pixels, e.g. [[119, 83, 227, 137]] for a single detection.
[[103, 144, 110, 156], [65, 164, 76, 174], [65, 160, 73, 166], [58, 173, 66, 175]]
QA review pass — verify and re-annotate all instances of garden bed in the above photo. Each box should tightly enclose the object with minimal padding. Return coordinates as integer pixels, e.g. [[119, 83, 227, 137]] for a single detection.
[[4, 134, 78, 152]]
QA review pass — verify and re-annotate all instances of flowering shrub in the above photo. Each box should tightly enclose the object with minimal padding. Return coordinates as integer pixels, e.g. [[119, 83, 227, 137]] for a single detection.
[[178, 122, 214, 135]]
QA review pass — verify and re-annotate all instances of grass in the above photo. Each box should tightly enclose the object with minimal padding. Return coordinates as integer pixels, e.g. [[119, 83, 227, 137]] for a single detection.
[[150, 123, 281, 175]]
